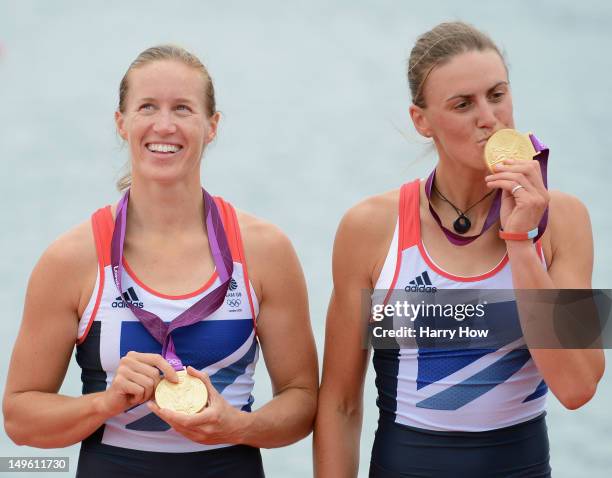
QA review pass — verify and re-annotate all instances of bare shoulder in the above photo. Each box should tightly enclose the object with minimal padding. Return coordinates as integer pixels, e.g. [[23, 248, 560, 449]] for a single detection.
[[233, 209, 299, 299], [543, 190, 592, 259], [42, 220, 96, 271], [547, 190, 591, 235], [338, 189, 399, 242], [548, 190, 589, 215], [33, 219, 98, 314], [234, 209, 293, 258], [334, 189, 399, 287]]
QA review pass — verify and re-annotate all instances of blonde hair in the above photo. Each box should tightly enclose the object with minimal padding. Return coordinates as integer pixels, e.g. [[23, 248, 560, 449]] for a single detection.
[[116, 45, 216, 191], [408, 22, 506, 108]]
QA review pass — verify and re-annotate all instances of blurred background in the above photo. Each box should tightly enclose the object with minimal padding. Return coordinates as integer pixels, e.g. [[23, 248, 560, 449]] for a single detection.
[[1, 1, 611, 476]]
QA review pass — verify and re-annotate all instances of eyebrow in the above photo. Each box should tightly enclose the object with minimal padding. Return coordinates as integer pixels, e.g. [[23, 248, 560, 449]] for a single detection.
[[445, 81, 509, 102], [137, 97, 197, 105]]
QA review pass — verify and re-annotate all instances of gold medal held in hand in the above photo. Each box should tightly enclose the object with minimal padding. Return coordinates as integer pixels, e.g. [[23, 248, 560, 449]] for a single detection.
[[155, 369, 208, 415], [484, 129, 537, 173]]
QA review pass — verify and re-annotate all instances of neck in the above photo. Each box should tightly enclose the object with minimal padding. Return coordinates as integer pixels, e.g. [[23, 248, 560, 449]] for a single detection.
[[432, 158, 494, 219], [126, 177, 205, 237]]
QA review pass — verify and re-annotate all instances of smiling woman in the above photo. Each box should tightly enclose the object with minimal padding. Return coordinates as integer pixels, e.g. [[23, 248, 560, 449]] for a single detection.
[[115, 46, 218, 191], [314, 22, 604, 477], [2, 45, 318, 478]]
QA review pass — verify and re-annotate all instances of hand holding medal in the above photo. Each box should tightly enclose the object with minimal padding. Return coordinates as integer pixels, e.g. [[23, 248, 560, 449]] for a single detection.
[[484, 129, 550, 237], [97, 351, 180, 418], [148, 366, 249, 445], [425, 129, 549, 245]]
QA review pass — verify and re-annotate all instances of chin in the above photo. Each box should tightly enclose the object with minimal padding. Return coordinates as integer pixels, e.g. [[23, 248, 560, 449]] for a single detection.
[[449, 150, 487, 172], [134, 165, 192, 187]]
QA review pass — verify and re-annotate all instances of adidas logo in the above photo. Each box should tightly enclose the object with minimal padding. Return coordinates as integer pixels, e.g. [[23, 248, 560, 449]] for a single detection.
[[405, 271, 437, 293], [228, 278, 238, 291], [112, 287, 144, 308]]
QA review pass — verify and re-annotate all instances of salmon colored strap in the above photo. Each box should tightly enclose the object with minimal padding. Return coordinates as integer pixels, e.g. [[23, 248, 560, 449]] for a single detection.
[[385, 186, 406, 296], [213, 197, 258, 332], [230, 204, 258, 333], [95, 206, 114, 266], [213, 196, 240, 262], [76, 206, 112, 345], [400, 180, 420, 250], [383, 181, 417, 304]]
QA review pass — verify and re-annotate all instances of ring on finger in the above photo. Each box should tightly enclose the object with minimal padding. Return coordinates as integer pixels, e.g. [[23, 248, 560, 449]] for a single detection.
[[511, 184, 524, 196]]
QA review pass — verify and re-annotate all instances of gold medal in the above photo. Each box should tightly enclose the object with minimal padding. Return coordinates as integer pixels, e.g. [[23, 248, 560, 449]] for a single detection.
[[155, 369, 208, 415], [484, 129, 537, 173]]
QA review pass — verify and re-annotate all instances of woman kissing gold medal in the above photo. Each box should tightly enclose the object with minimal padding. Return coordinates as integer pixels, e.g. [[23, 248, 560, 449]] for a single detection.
[[484, 128, 537, 173]]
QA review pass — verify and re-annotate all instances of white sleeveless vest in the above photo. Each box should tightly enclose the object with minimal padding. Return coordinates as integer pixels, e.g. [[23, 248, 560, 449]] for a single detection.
[[372, 180, 547, 432], [76, 197, 259, 452]]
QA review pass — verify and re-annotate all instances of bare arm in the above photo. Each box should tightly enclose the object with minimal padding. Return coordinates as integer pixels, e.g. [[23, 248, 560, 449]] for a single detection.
[[240, 223, 318, 447], [505, 191, 604, 409], [3, 225, 179, 448], [2, 227, 110, 447], [487, 157, 605, 410], [314, 196, 396, 478]]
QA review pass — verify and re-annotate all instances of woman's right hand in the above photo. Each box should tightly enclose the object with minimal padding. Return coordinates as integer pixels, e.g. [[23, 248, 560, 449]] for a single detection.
[[97, 352, 179, 418], [3, 225, 181, 448]]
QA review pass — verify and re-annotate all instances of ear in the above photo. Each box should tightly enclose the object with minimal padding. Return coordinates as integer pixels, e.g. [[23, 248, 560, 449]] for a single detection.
[[204, 111, 221, 144], [115, 110, 128, 141], [409, 104, 432, 138]]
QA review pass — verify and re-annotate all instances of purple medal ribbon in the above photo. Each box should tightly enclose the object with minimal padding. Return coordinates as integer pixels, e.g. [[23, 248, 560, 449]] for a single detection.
[[425, 133, 549, 246], [110, 188, 234, 371]]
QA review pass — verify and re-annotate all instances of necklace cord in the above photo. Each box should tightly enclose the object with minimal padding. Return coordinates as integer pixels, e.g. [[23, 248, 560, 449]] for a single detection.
[[432, 183, 496, 218]]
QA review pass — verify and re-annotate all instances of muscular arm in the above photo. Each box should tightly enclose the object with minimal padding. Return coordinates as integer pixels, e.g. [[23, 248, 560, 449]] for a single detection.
[[4, 222, 191, 449], [506, 191, 605, 409], [2, 225, 113, 447], [237, 219, 318, 448], [314, 195, 396, 478]]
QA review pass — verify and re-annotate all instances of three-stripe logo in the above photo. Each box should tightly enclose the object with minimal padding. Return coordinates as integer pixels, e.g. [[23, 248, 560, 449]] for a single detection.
[[112, 287, 144, 308], [405, 271, 437, 292]]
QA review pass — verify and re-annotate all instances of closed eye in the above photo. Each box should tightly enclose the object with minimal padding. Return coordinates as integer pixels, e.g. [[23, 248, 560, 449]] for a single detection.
[[454, 100, 471, 111]]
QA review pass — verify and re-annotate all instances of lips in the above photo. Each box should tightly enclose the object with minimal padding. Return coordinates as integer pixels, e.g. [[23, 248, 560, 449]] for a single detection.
[[479, 127, 507, 144]]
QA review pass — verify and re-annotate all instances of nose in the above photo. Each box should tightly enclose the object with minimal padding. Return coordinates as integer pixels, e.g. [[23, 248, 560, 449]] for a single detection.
[[153, 110, 177, 135], [475, 101, 497, 130]]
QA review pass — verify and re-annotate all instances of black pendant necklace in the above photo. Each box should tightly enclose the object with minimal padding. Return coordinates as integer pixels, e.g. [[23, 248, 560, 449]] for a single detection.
[[432, 183, 495, 235]]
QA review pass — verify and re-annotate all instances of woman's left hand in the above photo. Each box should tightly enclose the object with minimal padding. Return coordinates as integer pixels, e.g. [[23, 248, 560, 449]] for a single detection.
[[485, 158, 549, 233], [147, 366, 250, 445]]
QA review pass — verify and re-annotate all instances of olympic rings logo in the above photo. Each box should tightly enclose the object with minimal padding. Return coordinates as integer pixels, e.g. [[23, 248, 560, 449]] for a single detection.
[[227, 298, 241, 308]]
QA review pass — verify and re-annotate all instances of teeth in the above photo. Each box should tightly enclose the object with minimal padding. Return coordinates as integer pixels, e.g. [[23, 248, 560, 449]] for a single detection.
[[147, 143, 181, 153]]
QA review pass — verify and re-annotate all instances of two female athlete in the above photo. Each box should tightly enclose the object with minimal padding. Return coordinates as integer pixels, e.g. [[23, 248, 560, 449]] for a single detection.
[[4, 22, 605, 478]]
